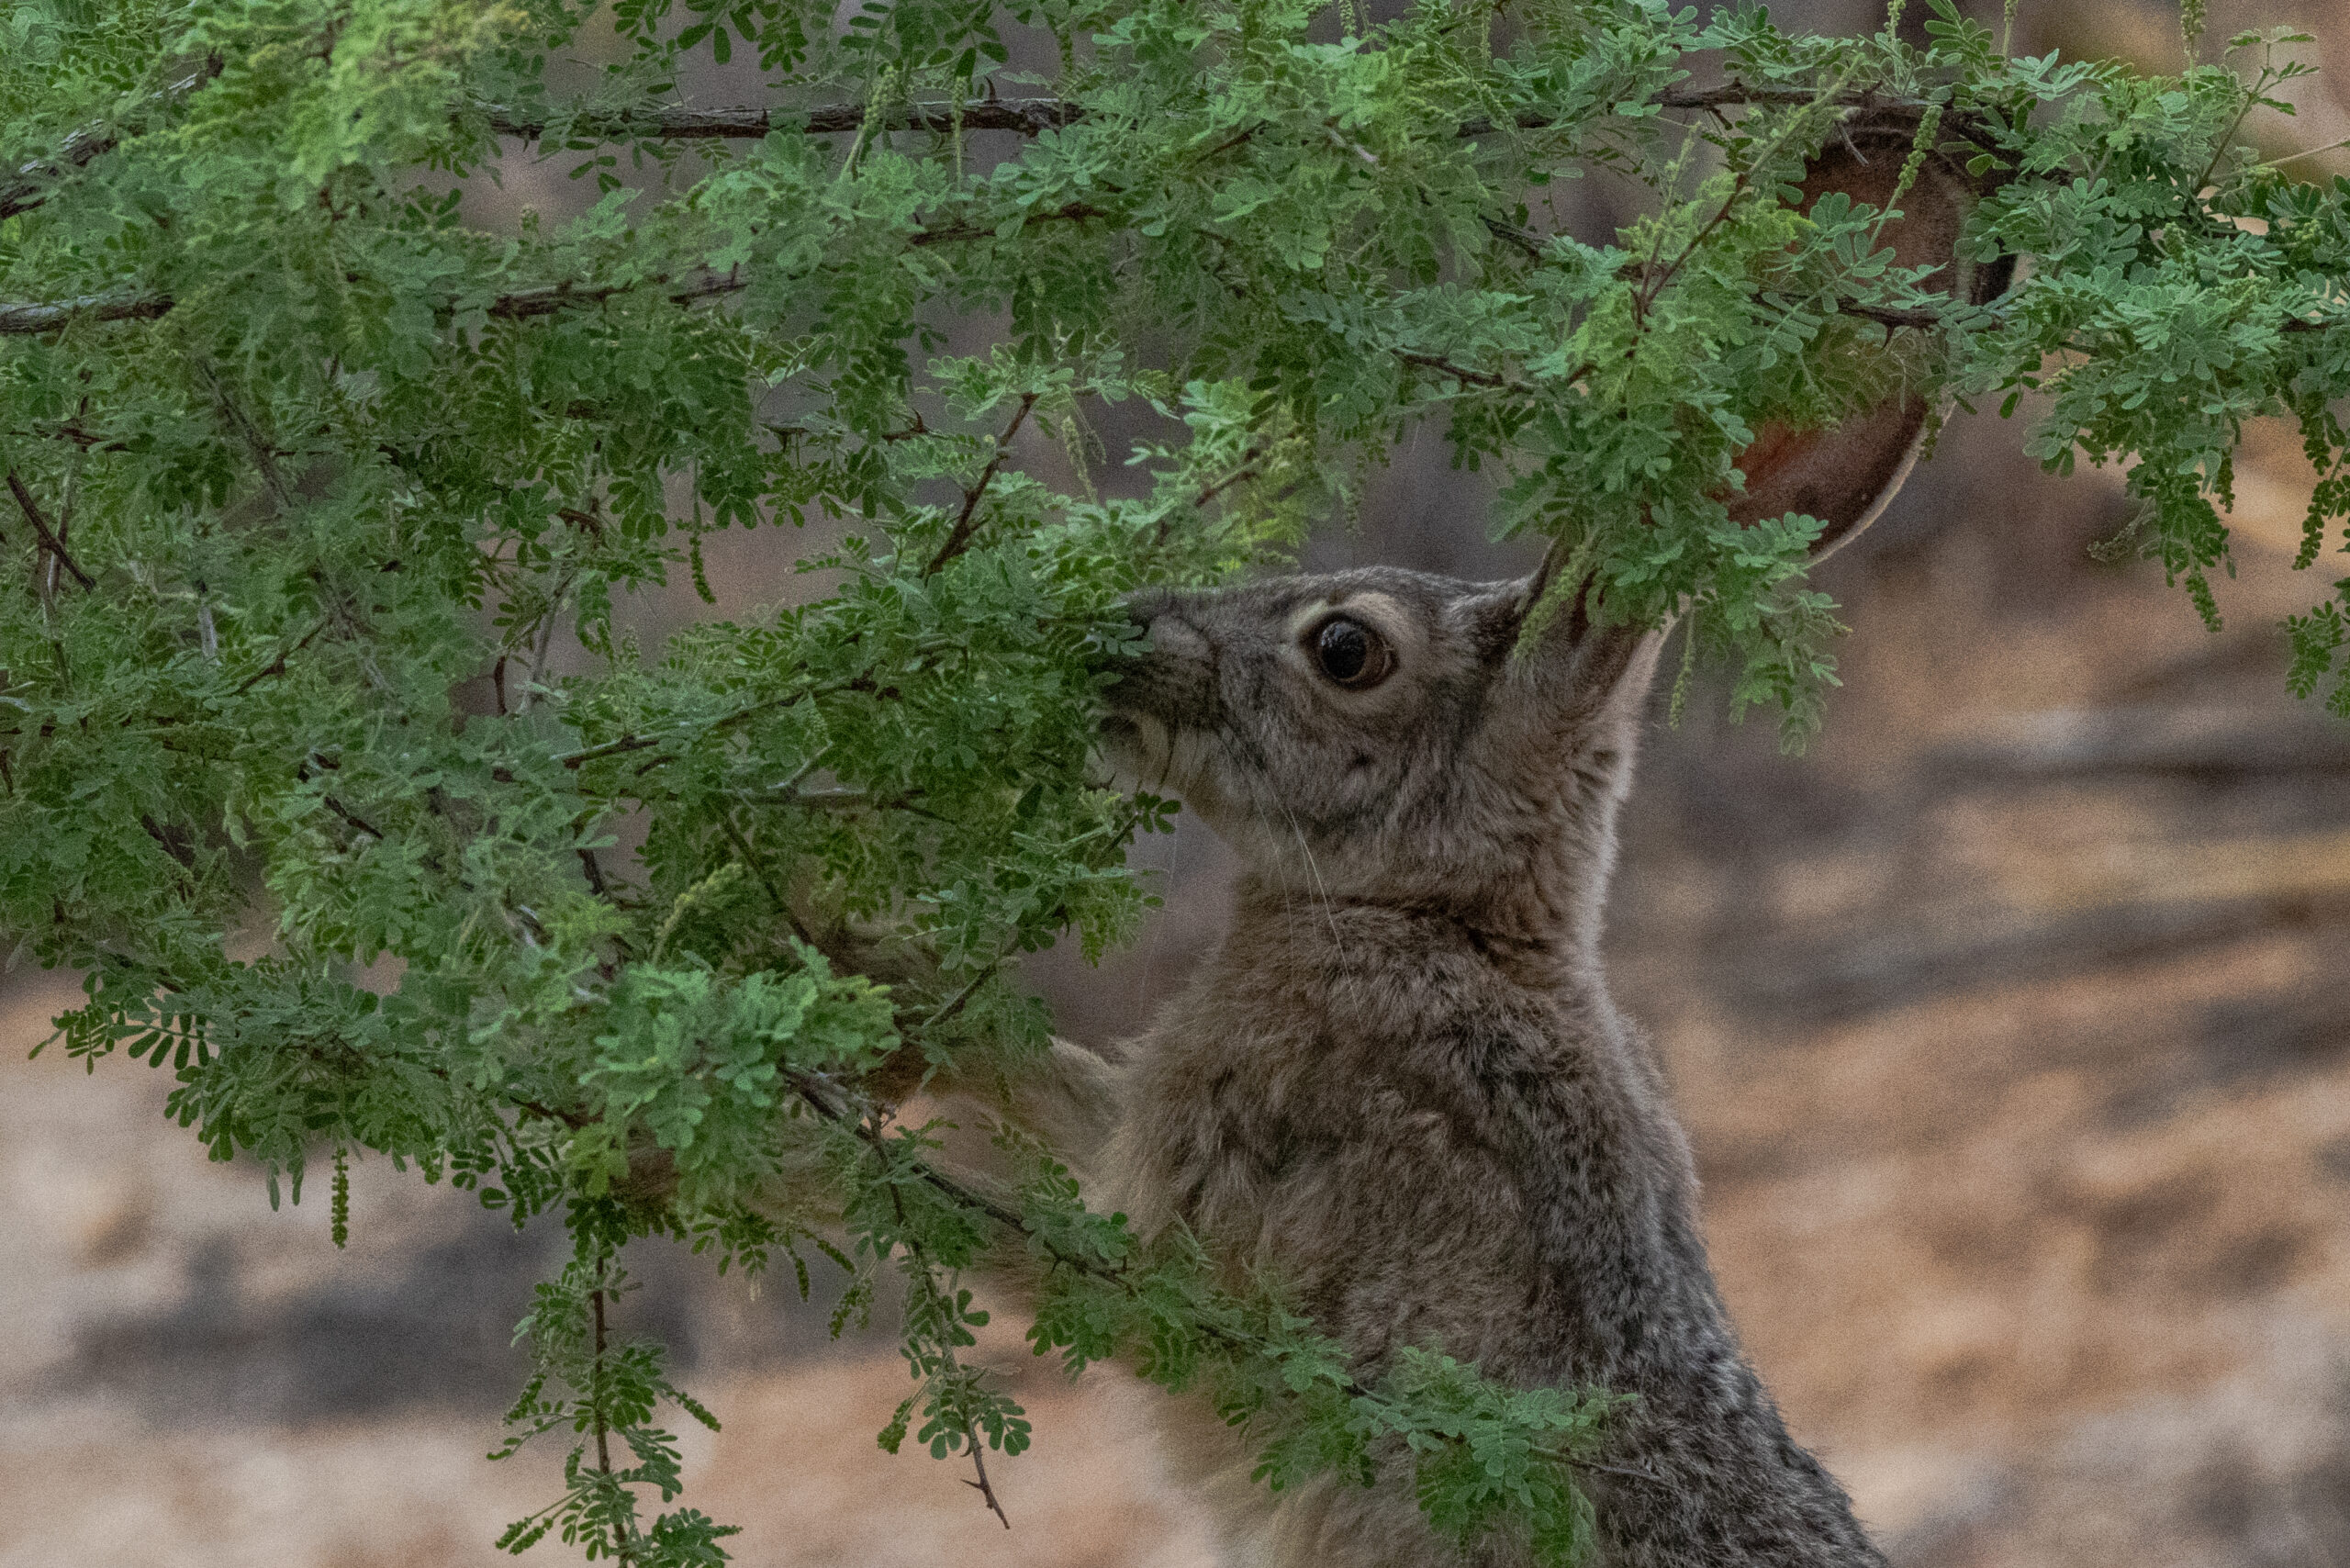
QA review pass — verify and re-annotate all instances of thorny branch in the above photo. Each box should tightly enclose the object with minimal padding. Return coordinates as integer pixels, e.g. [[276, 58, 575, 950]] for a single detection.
[[5, 469, 95, 589], [966, 1441, 1009, 1527], [925, 393, 1039, 577]]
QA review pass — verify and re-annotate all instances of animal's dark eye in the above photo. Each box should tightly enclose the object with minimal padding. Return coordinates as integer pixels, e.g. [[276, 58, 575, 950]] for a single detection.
[[1310, 617, 1392, 689]]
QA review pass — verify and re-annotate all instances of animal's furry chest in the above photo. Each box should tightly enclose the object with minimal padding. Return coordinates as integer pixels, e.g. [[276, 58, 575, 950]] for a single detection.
[[1095, 919, 1711, 1389], [1108, 997, 1573, 1374]]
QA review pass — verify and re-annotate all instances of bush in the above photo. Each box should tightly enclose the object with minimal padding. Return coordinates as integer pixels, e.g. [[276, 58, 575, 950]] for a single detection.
[[4, 1, 2345, 1560]]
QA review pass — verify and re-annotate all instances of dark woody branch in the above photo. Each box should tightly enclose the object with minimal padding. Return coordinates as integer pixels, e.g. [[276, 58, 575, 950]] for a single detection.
[[0, 271, 752, 338], [6, 77, 1926, 232], [5, 469, 96, 589], [0, 293, 178, 333], [480, 96, 1085, 141], [474, 82, 1921, 147]]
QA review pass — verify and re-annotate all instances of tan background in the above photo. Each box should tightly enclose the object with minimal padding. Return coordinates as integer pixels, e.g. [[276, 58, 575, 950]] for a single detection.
[[6, 2, 2350, 1562]]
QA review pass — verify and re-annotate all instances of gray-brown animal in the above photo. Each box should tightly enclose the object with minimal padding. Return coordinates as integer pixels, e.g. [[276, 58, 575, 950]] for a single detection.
[[1070, 571, 1857, 1568], [897, 114, 2009, 1568]]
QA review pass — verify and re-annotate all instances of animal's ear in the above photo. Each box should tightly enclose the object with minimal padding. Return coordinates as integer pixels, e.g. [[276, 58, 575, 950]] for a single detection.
[[1490, 110, 2009, 734], [1727, 108, 2014, 561]]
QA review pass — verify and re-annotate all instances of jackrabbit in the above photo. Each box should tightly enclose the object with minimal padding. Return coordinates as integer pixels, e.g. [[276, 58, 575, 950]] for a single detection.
[[1062, 570, 1852, 1568], [900, 113, 2008, 1567]]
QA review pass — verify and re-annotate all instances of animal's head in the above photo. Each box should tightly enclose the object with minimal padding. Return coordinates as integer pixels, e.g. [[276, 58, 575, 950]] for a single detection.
[[1101, 108, 2007, 950], [1101, 566, 1661, 946]]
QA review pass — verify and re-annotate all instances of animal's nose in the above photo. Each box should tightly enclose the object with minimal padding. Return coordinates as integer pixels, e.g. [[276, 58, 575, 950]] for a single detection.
[[1087, 592, 1153, 689], [1094, 588, 1175, 676], [1116, 588, 1209, 663], [1097, 587, 1216, 727], [1094, 588, 1211, 704]]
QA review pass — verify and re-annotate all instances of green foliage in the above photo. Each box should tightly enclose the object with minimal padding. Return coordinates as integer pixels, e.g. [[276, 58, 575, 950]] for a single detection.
[[492, 1236, 739, 1564], [6, 0, 2350, 1560]]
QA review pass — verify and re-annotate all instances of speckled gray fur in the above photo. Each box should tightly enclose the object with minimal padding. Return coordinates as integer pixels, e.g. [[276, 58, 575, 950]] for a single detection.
[[963, 567, 1886, 1568]]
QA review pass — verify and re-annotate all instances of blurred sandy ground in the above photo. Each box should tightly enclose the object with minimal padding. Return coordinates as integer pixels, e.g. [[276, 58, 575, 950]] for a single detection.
[[10, 0, 2350, 1562], [0, 958, 1219, 1568]]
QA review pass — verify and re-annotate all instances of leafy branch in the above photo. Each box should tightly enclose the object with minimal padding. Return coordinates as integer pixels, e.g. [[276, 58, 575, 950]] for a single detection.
[[10, 3, 2350, 1563]]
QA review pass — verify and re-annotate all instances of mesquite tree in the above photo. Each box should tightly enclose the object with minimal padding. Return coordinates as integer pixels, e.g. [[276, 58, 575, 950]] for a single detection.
[[5, 0, 2348, 1560]]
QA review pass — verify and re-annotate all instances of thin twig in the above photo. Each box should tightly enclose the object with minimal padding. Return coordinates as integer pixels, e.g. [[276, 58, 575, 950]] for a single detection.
[[197, 362, 295, 511], [5, 470, 95, 588], [0, 271, 751, 339], [512, 566, 578, 716], [319, 794, 386, 841], [925, 393, 1038, 576], [885, 1174, 1014, 1529], [773, 745, 834, 796], [1637, 165, 1752, 319], [23, 419, 126, 451], [38, 464, 73, 611], [0, 60, 223, 221], [232, 615, 329, 694], [906, 201, 1107, 249], [487, 265, 747, 319], [1481, 214, 1547, 258], [921, 964, 999, 1033], [2255, 134, 2350, 171], [1190, 439, 1276, 509], [1836, 299, 1949, 330], [1194, 121, 1268, 160], [715, 809, 822, 949], [588, 1265, 642, 1566], [555, 685, 833, 770], [591, 1276, 615, 1479], [560, 733, 664, 767], [1393, 351, 1516, 390], [2190, 62, 2280, 198], [965, 1443, 1012, 1529]]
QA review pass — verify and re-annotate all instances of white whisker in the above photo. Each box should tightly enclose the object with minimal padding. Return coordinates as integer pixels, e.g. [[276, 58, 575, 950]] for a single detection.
[[1276, 794, 1347, 965]]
